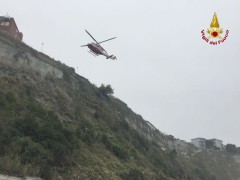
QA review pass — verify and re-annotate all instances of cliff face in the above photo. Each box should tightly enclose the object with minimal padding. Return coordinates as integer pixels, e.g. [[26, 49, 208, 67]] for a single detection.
[[0, 32, 240, 180]]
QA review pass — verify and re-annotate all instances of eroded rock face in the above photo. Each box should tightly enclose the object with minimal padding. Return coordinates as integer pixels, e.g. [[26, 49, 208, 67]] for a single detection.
[[0, 40, 63, 80]]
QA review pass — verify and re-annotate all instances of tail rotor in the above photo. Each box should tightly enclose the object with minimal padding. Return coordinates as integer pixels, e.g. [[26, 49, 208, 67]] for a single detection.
[[107, 55, 117, 60]]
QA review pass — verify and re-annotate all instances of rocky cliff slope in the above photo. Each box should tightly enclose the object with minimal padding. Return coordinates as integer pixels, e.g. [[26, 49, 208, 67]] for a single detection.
[[0, 32, 240, 180]]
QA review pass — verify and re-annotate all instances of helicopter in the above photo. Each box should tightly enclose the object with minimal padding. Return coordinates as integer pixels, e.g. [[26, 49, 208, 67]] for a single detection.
[[81, 30, 117, 60]]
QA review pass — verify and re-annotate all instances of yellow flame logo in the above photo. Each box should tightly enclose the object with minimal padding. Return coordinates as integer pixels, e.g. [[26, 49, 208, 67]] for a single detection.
[[210, 12, 220, 28]]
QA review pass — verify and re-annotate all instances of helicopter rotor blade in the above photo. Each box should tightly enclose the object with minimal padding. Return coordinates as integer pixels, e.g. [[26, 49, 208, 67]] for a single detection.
[[85, 30, 99, 43], [98, 37, 117, 44]]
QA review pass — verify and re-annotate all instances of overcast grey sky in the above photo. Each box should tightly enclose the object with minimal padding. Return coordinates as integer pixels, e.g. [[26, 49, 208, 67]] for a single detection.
[[2, 0, 240, 146]]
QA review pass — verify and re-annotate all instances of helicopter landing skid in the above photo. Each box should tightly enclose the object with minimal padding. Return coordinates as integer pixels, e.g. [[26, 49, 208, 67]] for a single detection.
[[88, 51, 98, 57]]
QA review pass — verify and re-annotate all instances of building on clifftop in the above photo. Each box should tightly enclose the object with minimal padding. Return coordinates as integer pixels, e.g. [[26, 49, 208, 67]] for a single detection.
[[191, 138, 206, 149], [208, 138, 224, 150], [0, 15, 23, 41], [191, 137, 224, 150]]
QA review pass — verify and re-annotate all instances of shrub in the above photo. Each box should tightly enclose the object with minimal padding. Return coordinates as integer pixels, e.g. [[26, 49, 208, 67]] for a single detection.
[[131, 131, 150, 151], [0, 91, 16, 112], [11, 137, 47, 164], [169, 149, 177, 159], [225, 144, 238, 153], [126, 168, 145, 180], [98, 84, 114, 97], [62, 69, 70, 82], [5, 92, 16, 103], [194, 168, 216, 180], [76, 119, 95, 145], [40, 164, 53, 180], [101, 133, 128, 159], [27, 100, 46, 118]]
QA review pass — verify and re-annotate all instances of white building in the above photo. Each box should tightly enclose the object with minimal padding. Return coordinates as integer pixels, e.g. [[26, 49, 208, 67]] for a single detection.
[[191, 138, 224, 150], [209, 139, 224, 150], [191, 138, 206, 149]]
